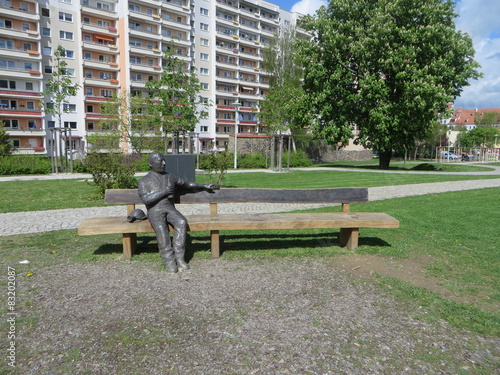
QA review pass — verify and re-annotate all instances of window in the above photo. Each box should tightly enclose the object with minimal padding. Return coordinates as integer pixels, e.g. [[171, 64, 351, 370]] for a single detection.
[[85, 70, 92, 78], [200, 53, 209, 61], [25, 82, 33, 90], [59, 12, 73, 22], [0, 80, 15, 89], [84, 35, 91, 42], [200, 38, 209, 46], [100, 89, 113, 97], [200, 23, 208, 31], [86, 105, 93, 112], [22, 23, 29, 31], [12, 139, 20, 148], [200, 68, 209, 75], [97, 2, 111, 11], [28, 120, 36, 128], [0, 19, 12, 29], [41, 8, 50, 17], [130, 73, 142, 81], [44, 66, 52, 74], [85, 87, 93, 95], [63, 50, 74, 58], [64, 121, 77, 129], [26, 101, 34, 109], [59, 31, 74, 40], [3, 119, 19, 128], [43, 46, 51, 56], [129, 39, 141, 47], [87, 122, 94, 130], [24, 62, 32, 71], [201, 82, 208, 90], [200, 8, 208, 16], [47, 121, 55, 128], [84, 52, 91, 60], [128, 4, 140, 12], [99, 72, 111, 80], [0, 40, 14, 49], [130, 22, 141, 30], [59, 0, 72, 3], [63, 104, 77, 112], [97, 20, 110, 28], [23, 43, 32, 51], [200, 126, 208, 132], [62, 68, 75, 76], [130, 56, 142, 64], [98, 55, 111, 62]]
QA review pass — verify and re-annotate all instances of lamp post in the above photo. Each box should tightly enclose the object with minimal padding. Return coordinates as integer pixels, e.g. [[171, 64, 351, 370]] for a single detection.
[[233, 101, 241, 169]]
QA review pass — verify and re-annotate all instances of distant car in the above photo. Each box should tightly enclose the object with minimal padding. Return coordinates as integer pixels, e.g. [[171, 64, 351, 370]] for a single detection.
[[440, 151, 458, 159]]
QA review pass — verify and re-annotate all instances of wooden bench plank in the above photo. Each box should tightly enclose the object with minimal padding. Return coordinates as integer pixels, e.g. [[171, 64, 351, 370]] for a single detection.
[[105, 188, 369, 205]]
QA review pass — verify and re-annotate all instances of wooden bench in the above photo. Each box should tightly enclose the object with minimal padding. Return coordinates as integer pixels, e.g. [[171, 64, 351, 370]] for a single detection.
[[78, 188, 399, 259]]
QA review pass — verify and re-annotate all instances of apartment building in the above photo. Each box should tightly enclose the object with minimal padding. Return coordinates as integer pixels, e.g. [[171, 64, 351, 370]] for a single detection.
[[0, 0, 304, 156]]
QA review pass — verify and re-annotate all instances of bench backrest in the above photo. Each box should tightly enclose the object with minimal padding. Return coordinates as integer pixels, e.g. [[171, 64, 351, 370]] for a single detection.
[[105, 188, 368, 214]]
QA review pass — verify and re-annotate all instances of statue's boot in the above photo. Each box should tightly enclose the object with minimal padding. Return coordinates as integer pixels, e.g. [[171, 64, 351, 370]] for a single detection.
[[175, 248, 190, 270], [160, 248, 178, 273]]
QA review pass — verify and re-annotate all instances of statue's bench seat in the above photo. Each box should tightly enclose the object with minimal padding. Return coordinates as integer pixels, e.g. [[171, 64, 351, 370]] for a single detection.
[[78, 188, 399, 259]]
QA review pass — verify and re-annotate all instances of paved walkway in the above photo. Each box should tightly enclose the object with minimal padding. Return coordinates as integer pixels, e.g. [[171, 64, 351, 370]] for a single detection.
[[1, 165, 499, 236]]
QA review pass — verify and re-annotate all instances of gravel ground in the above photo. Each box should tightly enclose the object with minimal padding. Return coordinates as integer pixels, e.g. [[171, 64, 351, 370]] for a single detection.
[[14, 258, 499, 374]]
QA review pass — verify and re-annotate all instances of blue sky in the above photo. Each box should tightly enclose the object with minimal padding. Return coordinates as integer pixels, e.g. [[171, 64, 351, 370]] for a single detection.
[[274, 0, 499, 110]]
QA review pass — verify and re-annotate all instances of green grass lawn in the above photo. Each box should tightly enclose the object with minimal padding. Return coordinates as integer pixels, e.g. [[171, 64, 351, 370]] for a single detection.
[[1, 169, 499, 213], [1, 188, 499, 337]]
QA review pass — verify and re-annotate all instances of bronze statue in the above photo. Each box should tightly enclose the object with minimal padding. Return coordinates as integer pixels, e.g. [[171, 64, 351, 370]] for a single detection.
[[138, 152, 219, 273]]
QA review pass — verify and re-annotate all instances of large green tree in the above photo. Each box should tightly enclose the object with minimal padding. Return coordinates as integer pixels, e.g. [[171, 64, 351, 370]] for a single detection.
[[298, 0, 482, 169], [458, 126, 500, 149], [145, 44, 208, 154]]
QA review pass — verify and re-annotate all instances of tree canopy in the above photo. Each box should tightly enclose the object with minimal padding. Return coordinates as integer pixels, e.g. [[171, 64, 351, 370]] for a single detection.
[[458, 126, 500, 149], [298, 0, 482, 168]]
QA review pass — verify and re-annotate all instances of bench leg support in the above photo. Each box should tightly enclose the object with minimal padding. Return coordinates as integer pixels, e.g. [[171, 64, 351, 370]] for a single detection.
[[211, 230, 220, 259], [340, 228, 359, 250], [123, 233, 137, 259]]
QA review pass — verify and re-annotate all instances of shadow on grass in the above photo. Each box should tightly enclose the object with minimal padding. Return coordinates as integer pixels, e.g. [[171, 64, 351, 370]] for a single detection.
[[93, 232, 393, 259]]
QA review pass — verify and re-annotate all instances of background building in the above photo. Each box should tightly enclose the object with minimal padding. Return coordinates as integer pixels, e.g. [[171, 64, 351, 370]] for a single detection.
[[0, 0, 304, 156]]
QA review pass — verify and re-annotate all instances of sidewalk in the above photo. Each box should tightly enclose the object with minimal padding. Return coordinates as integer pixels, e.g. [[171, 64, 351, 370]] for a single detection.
[[1, 165, 499, 236]]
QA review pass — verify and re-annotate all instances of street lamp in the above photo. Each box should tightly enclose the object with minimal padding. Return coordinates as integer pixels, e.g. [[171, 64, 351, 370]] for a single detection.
[[233, 101, 241, 169]]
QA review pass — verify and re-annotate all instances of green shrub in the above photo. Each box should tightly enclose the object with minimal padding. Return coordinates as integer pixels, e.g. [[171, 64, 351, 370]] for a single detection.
[[287, 150, 312, 167], [84, 153, 140, 198], [199, 151, 232, 185], [239, 152, 267, 168], [0, 155, 52, 175]]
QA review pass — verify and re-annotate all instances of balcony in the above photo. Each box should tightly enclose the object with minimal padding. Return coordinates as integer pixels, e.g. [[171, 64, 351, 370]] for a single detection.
[[0, 4, 39, 21], [0, 26, 40, 41], [81, 20, 117, 35], [161, 0, 190, 15], [81, 4, 117, 19], [83, 77, 117, 88], [0, 46, 42, 60], [129, 45, 161, 57], [0, 89, 41, 99], [82, 41, 118, 53], [0, 108, 43, 117]]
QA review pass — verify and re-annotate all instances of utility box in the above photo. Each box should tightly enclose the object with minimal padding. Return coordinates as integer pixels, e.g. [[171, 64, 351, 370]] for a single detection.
[[164, 154, 196, 182]]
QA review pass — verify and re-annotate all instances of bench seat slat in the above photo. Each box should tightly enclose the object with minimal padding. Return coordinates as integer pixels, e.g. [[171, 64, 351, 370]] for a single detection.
[[78, 212, 399, 235]]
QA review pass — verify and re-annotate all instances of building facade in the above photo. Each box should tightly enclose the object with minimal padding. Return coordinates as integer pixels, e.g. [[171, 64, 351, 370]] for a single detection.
[[0, 0, 304, 156]]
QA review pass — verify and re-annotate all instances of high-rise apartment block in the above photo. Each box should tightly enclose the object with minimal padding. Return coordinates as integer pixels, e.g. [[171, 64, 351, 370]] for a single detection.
[[0, 0, 303, 156]]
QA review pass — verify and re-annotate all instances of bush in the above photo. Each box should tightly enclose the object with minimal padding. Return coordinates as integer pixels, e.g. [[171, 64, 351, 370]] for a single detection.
[[84, 153, 140, 198], [287, 150, 312, 168], [239, 152, 267, 168], [199, 151, 232, 185], [0, 155, 52, 175]]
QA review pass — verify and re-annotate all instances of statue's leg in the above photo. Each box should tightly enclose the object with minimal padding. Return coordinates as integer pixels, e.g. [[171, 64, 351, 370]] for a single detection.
[[167, 210, 190, 270], [149, 211, 177, 273]]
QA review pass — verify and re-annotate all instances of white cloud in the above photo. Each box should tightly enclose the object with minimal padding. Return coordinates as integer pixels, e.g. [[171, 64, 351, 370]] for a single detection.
[[454, 0, 500, 109], [290, 0, 327, 15]]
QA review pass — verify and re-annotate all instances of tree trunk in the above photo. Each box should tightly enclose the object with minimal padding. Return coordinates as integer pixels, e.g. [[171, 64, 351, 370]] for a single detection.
[[270, 136, 275, 170], [378, 149, 392, 169], [278, 135, 283, 172]]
